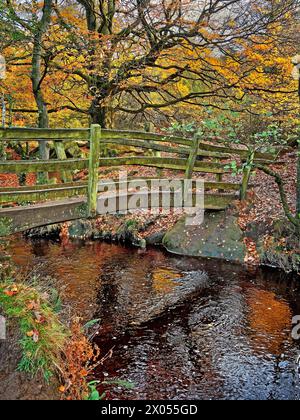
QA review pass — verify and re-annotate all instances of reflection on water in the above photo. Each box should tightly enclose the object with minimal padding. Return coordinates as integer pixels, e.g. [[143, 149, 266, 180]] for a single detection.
[[152, 268, 182, 294], [246, 289, 292, 355], [8, 236, 300, 400]]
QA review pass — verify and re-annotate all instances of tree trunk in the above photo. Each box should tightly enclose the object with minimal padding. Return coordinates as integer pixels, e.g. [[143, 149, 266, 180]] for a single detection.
[[297, 78, 300, 218], [297, 141, 300, 217], [34, 90, 49, 159], [89, 101, 106, 127], [79, 1, 116, 129], [31, 0, 53, 181]]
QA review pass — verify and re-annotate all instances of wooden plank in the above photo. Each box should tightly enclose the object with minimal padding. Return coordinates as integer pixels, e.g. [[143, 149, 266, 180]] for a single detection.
[[0, 186, 87, 204], [204, 181, 241, 191], [0, 156, 226, 175], [98, 179, 241, 192], [0, 198, 87, 236], [198, 142, 276, 160], [0, 181, 87, 193], [0, 158, 89, 173], [102, 129, 193, 147], [101, 137, 230, 158], [99, 157, 227, 174], [0, 179, 241, 194], [204, 193, 237, 209], [0, 127, 90, 141]]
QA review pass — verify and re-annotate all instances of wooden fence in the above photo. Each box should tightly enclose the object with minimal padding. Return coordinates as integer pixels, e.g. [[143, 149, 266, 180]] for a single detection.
[[0, 124, 276, 227]]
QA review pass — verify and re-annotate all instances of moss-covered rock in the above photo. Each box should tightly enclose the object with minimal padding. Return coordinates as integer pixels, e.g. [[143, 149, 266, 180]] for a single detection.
[[163, 211, 247, 263], [68, 220, 96, 239]]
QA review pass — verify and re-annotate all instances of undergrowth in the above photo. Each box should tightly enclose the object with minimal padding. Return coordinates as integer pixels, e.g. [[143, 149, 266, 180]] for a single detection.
[[0, 272, 107, 400]]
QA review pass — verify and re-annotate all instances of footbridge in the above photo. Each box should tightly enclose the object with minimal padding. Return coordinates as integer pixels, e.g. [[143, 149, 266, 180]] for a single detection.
[[0, 125, 275, 236]]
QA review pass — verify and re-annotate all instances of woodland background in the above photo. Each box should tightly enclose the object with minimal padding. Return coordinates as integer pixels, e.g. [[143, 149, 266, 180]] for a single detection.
[[0, 0, 299, 140]]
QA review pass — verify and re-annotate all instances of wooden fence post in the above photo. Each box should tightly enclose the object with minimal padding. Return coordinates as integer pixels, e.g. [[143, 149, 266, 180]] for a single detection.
[[185, 136, 201, 180], [87, 124, 101, 217], [240, 150, 255, 201]]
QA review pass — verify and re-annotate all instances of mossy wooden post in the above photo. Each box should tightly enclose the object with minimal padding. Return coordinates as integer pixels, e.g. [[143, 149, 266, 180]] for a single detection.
[[240, 150, 255, 200], [185, 136, 201, 180], [214, 159, 223, 183], [184, 136, 201, 203], [87, 124, 101, 217], [214, 158, 223, 190]]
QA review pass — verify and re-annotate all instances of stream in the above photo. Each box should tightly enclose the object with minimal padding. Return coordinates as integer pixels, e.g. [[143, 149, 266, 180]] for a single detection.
[[7, 236, 300, 400]]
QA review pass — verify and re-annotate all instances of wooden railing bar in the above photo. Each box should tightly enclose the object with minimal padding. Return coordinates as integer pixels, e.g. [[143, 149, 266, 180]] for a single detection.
[[0, 186, 87, 204], [98, 157, 227, 174], [0, 158, 89, 173], [0, 127, 90, 141], [101, 137, 230, 159]]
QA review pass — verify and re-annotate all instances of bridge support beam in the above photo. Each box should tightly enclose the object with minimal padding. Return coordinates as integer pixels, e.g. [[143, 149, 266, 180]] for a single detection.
[[87, 124, 101, 217]]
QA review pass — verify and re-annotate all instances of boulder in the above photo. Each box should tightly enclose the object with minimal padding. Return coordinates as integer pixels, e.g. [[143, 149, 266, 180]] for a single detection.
[[163, 210, 247, 263]]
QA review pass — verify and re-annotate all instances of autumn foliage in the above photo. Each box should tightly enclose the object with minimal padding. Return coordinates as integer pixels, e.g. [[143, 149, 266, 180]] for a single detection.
[[0, 0, 299, 130]]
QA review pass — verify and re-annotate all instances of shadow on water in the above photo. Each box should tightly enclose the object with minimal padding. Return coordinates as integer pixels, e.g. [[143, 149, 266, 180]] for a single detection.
[[8, 236, 300, 400]]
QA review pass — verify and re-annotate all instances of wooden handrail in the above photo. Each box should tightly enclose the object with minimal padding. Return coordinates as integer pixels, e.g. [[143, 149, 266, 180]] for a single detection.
[[0, 126, 277, 161], [0, 127, 90, 140], [0, 156, 228, 174], [0, 158, 89, 173]]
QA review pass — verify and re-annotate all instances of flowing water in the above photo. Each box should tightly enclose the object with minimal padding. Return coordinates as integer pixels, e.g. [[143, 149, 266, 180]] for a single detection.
[[7, 236, 300, 400]]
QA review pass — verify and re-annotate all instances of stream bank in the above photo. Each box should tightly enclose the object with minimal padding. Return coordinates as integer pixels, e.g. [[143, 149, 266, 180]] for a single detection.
[[24, 207, 300, 274]]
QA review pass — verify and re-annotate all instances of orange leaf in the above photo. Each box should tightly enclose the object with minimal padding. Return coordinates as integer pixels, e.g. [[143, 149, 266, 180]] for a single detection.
[[4, 285, 19, 297], [27, 330, 39, 342], [79, 369, 88, 377], [27, 301, 39, 311]]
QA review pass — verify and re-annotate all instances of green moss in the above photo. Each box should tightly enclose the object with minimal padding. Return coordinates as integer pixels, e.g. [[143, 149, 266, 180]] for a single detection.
[[0, 217, 13, 237]]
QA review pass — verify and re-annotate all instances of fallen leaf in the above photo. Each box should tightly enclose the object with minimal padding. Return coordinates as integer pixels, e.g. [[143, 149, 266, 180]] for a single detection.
[[34, 311, 46, 324], [27, 301, 39, 311], [32, 330, 40, 343], [4, 285, 19, 297], [27, 330, 39, 342]]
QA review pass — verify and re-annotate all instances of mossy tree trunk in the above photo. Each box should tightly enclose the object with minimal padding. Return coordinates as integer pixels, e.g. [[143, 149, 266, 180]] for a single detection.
[[31, 0, 53, 183], [297, 142, 300, 218]]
